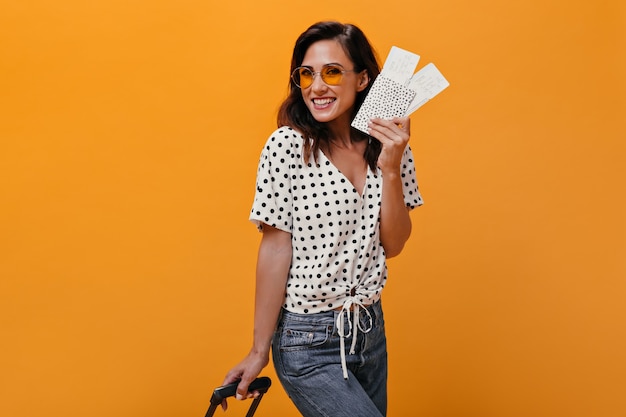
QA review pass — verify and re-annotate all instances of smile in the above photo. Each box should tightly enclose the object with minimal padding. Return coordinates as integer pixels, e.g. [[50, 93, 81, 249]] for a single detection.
[[312, 98, 336, 107]]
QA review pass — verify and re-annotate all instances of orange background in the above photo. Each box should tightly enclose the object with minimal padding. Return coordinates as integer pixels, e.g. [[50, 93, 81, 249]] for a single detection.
[[1, 1, 625, 416]]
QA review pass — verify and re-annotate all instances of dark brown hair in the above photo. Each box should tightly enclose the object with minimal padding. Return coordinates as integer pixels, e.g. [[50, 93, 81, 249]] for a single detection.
[[277, 21, 381, 170]]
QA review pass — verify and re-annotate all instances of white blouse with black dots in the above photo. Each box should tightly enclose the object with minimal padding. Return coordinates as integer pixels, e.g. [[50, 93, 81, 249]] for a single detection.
[[250, 126, 423, 315]]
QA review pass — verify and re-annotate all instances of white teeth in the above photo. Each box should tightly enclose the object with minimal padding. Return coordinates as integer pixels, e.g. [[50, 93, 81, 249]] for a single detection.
[[313, 98, 335, 105]]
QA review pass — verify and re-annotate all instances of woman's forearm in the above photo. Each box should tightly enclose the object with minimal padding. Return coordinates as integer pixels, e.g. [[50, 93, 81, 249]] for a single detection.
[[250, 226, 292, 357], [366, 117, 414, 258]]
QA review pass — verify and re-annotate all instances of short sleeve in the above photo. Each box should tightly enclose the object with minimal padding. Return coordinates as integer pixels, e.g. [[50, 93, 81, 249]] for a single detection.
[[401, 144, 424, 209], [249, 128, 298, 232]]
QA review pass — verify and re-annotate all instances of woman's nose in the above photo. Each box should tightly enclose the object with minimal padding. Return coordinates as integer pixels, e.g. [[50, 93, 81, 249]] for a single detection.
[[310, 73, 327, 91]]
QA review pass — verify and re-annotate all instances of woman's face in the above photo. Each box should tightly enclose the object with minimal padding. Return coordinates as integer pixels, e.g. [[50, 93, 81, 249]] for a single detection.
[[299, 39, 368, 127]]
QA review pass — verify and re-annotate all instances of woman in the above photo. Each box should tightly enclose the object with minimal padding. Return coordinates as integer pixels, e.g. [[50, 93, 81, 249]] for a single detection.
[[222, 21, 423, 417]]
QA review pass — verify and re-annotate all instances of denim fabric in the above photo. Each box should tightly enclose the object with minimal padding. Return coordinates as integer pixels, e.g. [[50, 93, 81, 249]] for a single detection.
[[272, 301, 387, 417]]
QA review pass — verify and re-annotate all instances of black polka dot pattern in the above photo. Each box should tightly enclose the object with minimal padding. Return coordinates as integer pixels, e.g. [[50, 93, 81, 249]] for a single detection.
[[250, 127, 423, 314]]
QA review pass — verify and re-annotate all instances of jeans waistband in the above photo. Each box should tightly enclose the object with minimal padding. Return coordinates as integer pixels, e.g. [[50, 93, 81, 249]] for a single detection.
[[280, 299, 382, 325]]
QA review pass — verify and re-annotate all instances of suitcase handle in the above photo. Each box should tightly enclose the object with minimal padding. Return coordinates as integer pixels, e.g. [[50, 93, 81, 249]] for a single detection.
[[205, 377, 272, 417], [209, 377, 272, 404]]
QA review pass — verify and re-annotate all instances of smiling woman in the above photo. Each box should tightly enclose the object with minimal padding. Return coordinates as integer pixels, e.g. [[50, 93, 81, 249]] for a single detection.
[[2, 1, 624, 416], [220, 21, 423, 417]]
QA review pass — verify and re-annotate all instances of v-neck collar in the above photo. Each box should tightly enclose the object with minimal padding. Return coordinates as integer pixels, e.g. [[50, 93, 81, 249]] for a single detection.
[[318, 149, 370, 198]]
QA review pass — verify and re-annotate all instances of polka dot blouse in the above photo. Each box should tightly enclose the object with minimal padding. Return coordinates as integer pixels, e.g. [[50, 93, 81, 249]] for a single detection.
[[250, 127, 423, 314]]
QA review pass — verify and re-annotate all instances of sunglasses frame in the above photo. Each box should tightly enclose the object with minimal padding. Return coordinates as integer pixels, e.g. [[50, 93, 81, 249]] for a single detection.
[[291, 64, 357, 89]]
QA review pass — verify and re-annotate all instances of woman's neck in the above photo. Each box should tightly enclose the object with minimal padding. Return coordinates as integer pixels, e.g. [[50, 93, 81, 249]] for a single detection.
[[326, 118, 357, 148]]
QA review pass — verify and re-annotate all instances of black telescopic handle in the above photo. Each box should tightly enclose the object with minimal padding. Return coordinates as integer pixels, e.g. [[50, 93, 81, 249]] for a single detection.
[[209, 377, 272, 405]]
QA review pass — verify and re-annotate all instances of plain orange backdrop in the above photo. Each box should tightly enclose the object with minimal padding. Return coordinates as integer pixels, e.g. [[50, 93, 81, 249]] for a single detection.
[[1, 1, 625, 416]]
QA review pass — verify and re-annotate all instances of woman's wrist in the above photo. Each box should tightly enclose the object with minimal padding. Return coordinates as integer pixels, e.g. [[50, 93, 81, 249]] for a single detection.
[[380, 169, 401, 180], [250, 341, 271, 359]]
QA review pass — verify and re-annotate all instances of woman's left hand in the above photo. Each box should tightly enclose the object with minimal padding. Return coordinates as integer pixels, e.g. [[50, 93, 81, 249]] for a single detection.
[[367, 116, 411, 174]]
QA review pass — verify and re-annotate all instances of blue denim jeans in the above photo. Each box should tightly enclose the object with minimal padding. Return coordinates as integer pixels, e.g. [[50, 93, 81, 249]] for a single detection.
[[272, 301, 387, 417]]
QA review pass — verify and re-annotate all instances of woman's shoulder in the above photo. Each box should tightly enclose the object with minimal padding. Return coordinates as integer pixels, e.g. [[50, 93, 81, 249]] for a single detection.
[[262, 126, 306, 150], [268, 126, 305, 140]]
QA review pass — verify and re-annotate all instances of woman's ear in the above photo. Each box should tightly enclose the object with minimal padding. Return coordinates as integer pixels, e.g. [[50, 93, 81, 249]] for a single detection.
[[357, 70, 370, 92]]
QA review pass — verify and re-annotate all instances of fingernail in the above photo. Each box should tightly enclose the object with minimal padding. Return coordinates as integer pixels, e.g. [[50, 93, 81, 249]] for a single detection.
[[236, 393, 243, 401]]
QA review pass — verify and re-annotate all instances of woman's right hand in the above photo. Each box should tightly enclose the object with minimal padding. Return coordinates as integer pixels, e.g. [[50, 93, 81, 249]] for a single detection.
[[220, 349, 269, 410]]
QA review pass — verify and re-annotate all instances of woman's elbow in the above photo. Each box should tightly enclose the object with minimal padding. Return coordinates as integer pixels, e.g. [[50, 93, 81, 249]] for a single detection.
[[384, 232, 412, 258], [382, 240, 406, 259], [381, 216, 412, 258]]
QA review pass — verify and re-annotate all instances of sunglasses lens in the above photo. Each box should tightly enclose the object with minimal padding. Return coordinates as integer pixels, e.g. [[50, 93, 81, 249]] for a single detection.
[[293, 68, 313, 88], [321, 66, 343, 85]]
